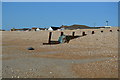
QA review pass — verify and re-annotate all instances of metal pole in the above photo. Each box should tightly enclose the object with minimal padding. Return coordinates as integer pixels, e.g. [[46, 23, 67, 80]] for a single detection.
[[106, 21, 108, 26]]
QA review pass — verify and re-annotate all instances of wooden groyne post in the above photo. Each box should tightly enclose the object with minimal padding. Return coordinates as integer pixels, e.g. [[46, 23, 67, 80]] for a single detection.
[[72, 32, 75, 38], [48, 32, 52, 43], [110, 30, 112, 32], [101, 31, 103, 33], [82, 31, 86, 36], [92, 31, 94, 34], [61, 32, 64, 36]]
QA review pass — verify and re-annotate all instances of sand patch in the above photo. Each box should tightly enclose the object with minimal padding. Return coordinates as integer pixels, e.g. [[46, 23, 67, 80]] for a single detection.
[[29, 53, 114, 60]]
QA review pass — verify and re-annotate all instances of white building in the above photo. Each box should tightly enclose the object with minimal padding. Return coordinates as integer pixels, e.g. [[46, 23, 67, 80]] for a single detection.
[[48, 27, 53, 31], [48, 27, 60, 31], [36, 28, 40, 31], [104, 26, 112, 28]]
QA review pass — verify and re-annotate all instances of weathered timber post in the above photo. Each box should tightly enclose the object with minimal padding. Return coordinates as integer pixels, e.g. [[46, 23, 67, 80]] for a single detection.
[[101, 31, 103, 33], [48, 32, 52, 43], [61, 32, 64, 36], [110, 30, 112, 32], [82, 31, 86, 36], [72, 32, 75, 38], [92, 31, 94, 34]]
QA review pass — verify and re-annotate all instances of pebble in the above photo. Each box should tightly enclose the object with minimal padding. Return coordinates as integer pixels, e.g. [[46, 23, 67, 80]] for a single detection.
[[16, 69, 20, 72], [11, 70, 14, 73], [72, 61, 74, 63], [29, 69, 33, 71], [27, 47, 34, 50], [50, 72, 52, 74], [17, 76, 20, 78], [6, 66, 9, 68]]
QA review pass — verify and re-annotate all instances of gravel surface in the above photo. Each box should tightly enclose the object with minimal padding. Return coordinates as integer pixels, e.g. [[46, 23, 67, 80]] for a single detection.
[[2, 27, 119, 78]]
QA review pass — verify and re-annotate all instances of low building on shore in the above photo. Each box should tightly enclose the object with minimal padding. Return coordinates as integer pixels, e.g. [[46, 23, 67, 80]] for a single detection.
[[0, 29, 5, 31], [48, 27, 60, 31], [104, 26, 112, 28], [32, 27, 46, 31], [31, 27, 37, 31], [60, 24, 91, 30], [10, 28, 30, 31]]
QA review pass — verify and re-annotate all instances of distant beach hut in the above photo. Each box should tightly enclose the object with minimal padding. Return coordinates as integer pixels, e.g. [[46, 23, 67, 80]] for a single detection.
[[36, 28, 40, 31], [48, 27, 60, 31], [48, 27, 53, 31], [32, 27, 37, 31], [104, 26, 112, 28]]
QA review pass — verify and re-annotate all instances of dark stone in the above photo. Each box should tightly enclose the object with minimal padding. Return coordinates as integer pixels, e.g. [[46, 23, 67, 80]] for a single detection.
[[27, 47, 34, 50]]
